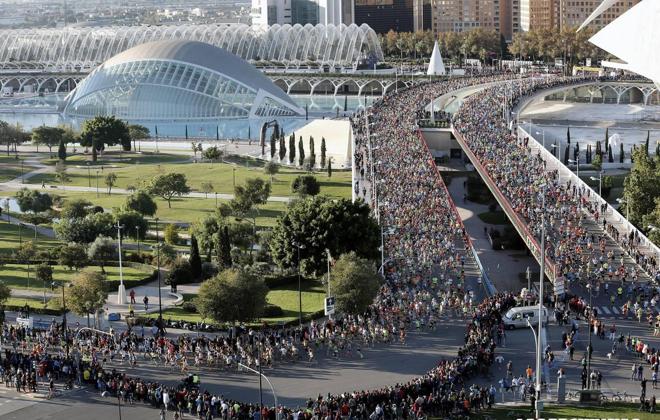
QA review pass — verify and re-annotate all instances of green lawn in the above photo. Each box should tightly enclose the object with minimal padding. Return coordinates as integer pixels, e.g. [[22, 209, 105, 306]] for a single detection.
[[477, 211, 510, 225], [40, 151, 188, 166], [0, 155, 36, 182], [4, 296, 62, 310], [0, 264, 150, 290], [148, 279, 326, 325], [30, 153, 351, 198], [466, 402, 657, 420], [0, 220, 61, 255], [50, 190, 288, 227]]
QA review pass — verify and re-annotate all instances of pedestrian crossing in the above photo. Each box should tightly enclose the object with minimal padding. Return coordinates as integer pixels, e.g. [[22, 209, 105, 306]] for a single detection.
[[589, 305, 658, 318]]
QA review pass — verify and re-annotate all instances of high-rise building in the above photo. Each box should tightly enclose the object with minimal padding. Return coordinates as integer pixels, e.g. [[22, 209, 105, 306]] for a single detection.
[[354, 0, 431, 34], [432, 1, 501, 35], [251, 0, 354, 26], [498, 0, 521, 41], [559, 0, 639, 30], [520, 0, 558, 31]]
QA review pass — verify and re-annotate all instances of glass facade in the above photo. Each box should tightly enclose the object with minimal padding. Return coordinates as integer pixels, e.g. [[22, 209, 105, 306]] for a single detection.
[[63, 59, 301, 120]]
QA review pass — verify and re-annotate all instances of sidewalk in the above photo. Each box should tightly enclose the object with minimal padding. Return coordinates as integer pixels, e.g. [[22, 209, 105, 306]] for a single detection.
[[445, 175, 537, 291]]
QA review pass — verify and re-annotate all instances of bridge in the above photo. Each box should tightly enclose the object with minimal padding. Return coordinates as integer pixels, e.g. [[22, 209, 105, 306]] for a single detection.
[[0, 70, 413, 97], [546, 81, 659, 105]]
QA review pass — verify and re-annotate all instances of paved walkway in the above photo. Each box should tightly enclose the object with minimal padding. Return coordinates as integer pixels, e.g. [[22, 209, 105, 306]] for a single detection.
[[446, 175, 537, 291]]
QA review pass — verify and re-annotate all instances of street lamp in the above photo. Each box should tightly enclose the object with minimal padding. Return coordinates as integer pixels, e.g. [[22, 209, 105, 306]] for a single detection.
[[585, 281, 597, 389], [590, 172, 603, 196], [154, 218, 163, 336], [292, 241, 305, 327], [20, 160, 24, 184], [116, 223, 126, 305], [95, 170, 100, 198], [135, 226, 140, 255], [232, 167, 236, 190], [53, 281, 70, 357], [535, 130, 546, 149], [86, 162, 91, 188], [535, 184, 547, 419]]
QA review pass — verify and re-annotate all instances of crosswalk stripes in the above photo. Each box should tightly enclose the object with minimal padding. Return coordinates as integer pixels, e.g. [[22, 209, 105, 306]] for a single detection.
[[611, 306, 619, 314], [600, 306, 611, 315]]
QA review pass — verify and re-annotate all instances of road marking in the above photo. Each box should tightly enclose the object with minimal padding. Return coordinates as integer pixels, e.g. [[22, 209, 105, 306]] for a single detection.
[[600, 306, 611, 315], [611, 306, 619, 314]]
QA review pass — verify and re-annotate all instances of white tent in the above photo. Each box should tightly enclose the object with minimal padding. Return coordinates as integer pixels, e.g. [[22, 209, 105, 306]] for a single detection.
[[427, 41, 446, 76]]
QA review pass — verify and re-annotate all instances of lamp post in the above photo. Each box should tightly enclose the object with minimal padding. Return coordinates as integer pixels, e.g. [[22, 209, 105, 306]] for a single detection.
[[154, 218, 163, 336], [54, 281, 69, 357], [292, 241, 304, 327], [135, 226, 140, 255], [535, 184, 547, 419], [590, 172, 602, 196], [18, 222, 22, 246], [116, 223, 126, 305], [86, 161, 91, 188], [568, 159, 579, 180], [535, 129, 546, 150], [232, 167, 236, 190], [215, 192, 218, 207], [20, 160, 24, 184], [585, 280, 596, 389], [95, 170, 100, 198]]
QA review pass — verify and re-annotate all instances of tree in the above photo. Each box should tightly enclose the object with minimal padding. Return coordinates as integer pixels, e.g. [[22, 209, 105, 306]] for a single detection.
[[189, 235, 202, 279], [592, 154, 602, 172], [148, 173, 191, 208], [57, 138, 67, 161], [331, 252, 381, 315], [291, 175, 320, 196], [62, 198, 92, 219], [608, 143, 614, 163], [620, 142, 625, 163], [298, 136, 305, 167], [574, 142, 580, 163], [0, 281, 10, 307], [166, 259, 193, 285], [164, 223, 179, 245], [191, 142, 202, 158], [269, 130, 277, 159], [128, 124, 150, 152], [320, 137, 327, 168], [58, 242, 88, 270], [31, 126, 65, 158], [202, 146, 222, 165], [80, 116, 131, 161], [604, 128, 609, 154], [54, 212, 114, 243], [264, 161, 279, 184], [55, 161, 70, 186], [308, 136, 316, 169], [622, 146, 660, 226], [195, 269, 268, 323], [104, 172, 117, 195], [153, 242, 177, 266], [114, 210, 148, 240], [327, 158, 333, 178], [36, 263, 53, 289], [123, 190, 157, 216], [87, 235, 116, 273], [566, 126, 571, 145], [14, 188, 52, 213], [216, 225, 233, 268], [65, 269, 108, 323], [288, 134, 296, 164], [278, 136, 286, 161], [231, 178, 271, 216], [646, 130, 650, 156], [14, 241, 36, 282], [563, 144, 569, 165], [270, 197, 380, 275]]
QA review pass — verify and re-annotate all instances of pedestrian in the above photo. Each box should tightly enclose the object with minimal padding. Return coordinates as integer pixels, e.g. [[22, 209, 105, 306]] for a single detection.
[[632, 363, 638, 380], [160, 408, 166, 420], [143, 295, 149, 311], [130, 289, 136, 304], [641, 378, 648, 400]]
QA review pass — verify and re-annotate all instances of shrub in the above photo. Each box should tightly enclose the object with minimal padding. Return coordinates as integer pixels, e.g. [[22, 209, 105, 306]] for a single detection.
[[262, 304, 284, 317], [181, 301, 197, 313], [166, 259, 194, 285], [201, 262, 218, 280]]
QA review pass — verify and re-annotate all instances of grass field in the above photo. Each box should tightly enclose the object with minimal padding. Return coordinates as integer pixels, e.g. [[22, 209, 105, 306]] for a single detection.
[[4, 296, 62, 310], [148, 279, 326, 325], [30, 152, 351, 199], [49, 190, 288, 227], [0, 221, 61, 254], [0, 264, 150, 290], [465, 402, 657, 420], [0, 155, 36, 182]]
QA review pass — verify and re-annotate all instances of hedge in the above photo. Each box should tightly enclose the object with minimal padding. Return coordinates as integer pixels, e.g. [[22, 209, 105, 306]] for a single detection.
[[263, 274, 312, 289], [101, 269, 158, 292], [3, 304, 63, 316]]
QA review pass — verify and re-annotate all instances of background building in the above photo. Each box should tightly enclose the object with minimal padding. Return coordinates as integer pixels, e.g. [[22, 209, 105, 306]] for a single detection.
[[560, 0, 639, 30], [432, 1, 501, 35], [62, 40, 304, 120], [354, 0, 431, 34], [251, 0, 354, 26], [520, 0, 558, 31]]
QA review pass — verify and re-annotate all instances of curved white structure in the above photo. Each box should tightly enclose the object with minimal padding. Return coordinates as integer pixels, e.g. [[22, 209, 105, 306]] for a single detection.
[[583, 0, 660, 89], [62, 40, 304, 120], [0, 23, 383, 71], [427, 41, 446, 76]]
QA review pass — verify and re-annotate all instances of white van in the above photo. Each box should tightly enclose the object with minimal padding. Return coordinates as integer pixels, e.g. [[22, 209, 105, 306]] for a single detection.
[[503, 305, 548, 329]]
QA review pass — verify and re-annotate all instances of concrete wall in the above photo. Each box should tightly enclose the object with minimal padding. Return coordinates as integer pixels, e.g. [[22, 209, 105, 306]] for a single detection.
[[420, 128, 462, 157]]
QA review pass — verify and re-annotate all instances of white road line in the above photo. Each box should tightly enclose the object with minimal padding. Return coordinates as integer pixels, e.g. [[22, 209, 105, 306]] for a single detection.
[[611, 306, 620, 314], [600, 306, 611, 315]]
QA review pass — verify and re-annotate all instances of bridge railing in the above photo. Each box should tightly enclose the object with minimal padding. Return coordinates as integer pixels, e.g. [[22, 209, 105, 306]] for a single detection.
[[519, 126, 660, 277], [452, 127, 557, 283]]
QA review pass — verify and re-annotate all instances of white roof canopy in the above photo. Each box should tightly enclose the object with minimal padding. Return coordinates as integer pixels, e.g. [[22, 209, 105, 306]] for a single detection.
[[427, 41, 446, 76]]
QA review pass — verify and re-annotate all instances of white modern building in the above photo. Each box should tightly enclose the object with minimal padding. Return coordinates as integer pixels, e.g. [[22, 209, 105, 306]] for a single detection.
[[62, 40, 304, 120], [251, 0, 354, 26], [581, 0, 660, 90]]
